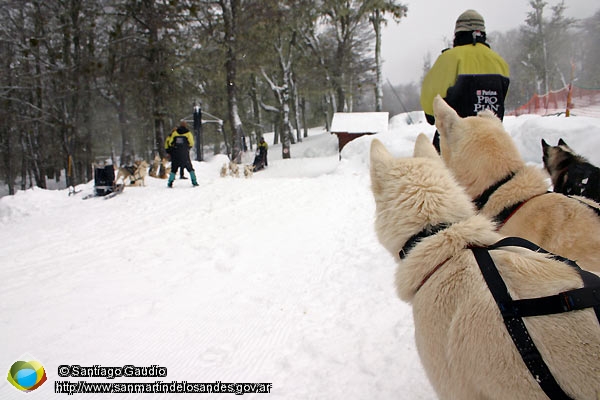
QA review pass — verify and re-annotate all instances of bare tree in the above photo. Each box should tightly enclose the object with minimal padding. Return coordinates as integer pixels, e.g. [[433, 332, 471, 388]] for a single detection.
[[219, 0, 245, 163], [368, 1, 407, 111], [319, 0, 377, 112], [522, 0, 576, 95]]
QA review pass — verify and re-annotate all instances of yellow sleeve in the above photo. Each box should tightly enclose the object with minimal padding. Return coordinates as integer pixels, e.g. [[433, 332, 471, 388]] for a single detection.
[[420, 52, 460, 117], [185, 131, 195, 148], [164, 134, 172, 149]]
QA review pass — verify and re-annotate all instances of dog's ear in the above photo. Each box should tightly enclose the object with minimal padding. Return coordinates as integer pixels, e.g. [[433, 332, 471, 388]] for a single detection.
[[370, 139, 393, 168], [413, 133, 441, 160], [433, 95, 459, 138], [477, 109, 500, 121], [558, 138, 568, 147], [541, 139, 550, 150], [541, 139, 551, 162], [370, 139, 394, 192]]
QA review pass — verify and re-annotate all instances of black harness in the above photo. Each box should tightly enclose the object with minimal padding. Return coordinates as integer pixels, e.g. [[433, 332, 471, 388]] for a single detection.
[[402, 227, 600, 400], [473, 172, 600, 226], [399, 223, 451, 260], [473, 172, 515, 210], [568, 195, 600, 218], [472, 171, 530, 226], [471, 237, 600, 400]]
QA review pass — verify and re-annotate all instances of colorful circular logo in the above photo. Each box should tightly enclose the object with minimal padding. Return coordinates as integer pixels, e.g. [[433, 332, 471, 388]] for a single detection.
[[7, 360, 47, 392]]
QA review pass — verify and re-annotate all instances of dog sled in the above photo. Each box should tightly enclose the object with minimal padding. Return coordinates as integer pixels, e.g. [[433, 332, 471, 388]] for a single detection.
[[82, 160, 124, 200], [252, 149, 267, 172]]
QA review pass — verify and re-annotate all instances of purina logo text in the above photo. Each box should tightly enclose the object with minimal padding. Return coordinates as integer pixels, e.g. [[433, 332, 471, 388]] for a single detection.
[[474, 89, 500, 114]]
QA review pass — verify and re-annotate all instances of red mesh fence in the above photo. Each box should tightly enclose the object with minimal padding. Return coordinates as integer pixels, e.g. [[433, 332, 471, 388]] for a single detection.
[[510, 85, 600, 118]]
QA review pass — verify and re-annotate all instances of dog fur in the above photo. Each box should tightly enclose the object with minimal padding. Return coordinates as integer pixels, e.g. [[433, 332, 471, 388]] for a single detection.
[[116, 160, 149, 186], [220, 161, 250, 178], [158, 159, 171, 179], [433, 95, 600, 273], [229, 161, 240, 177], [542, 138, 600, 202], [149, 154, 161, 177], [243, 164, 254, 178], [220, 163, 229, 178], [370, 137, 600, 400], [149, 154, 171, 179]]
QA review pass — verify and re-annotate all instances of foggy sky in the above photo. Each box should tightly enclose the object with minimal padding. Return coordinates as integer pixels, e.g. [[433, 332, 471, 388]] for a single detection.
[[381, 0, 597, 86]]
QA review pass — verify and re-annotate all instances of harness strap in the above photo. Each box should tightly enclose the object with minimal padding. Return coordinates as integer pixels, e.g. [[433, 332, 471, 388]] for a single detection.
[[487, 237, 600, 322], [493, 201, 525, 227], [500, 287, 600, 318], [568, 195, 600, 218], [399, 223, 452, 260], [471, 246, 574, 400], [416, 258, 451, 292], [493, 192, 551, 228], [473, 172, 515, 210]]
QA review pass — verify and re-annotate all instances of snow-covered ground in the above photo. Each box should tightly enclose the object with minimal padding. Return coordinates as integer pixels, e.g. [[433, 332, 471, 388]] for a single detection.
[[2, 110, 600, 399]]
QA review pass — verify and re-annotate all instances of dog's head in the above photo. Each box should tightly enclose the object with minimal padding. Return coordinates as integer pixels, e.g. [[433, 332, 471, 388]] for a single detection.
[[370, 137, 475, 258], [433, 95, 524, 198], [542, 139, 597, 197], [541, 138, 585, 181]]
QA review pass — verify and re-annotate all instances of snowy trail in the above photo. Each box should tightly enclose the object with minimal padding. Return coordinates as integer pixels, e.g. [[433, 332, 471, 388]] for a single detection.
[[0, 138, 435, 399], [6, 113, 597, 399]]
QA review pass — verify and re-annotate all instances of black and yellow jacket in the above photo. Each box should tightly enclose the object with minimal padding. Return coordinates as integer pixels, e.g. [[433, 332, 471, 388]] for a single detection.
[[165, 127, 194, 149], [165, 126, 194, 158], [420, 42, 510, 124]]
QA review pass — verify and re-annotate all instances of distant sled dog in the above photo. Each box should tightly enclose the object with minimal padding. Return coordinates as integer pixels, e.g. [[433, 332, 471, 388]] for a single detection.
[[243, 164, 254, 178], [542, 138, 600, 203], [220, 162, 247, 178], [149, 154, 171, 179], [432, 95, 600, 273], [369, 136, 600, 400], [116, 160, 149, 186]]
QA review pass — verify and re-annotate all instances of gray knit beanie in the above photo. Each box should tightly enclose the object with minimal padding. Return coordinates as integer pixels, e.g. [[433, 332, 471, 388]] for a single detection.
[[455, 10, 486, 33]]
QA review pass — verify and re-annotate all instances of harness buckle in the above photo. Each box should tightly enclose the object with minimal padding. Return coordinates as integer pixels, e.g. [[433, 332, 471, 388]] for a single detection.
[[561, 293, 574, 312]]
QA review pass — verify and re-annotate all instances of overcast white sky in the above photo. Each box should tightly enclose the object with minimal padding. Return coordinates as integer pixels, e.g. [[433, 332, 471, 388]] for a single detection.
[[381, 0, 598, 86]]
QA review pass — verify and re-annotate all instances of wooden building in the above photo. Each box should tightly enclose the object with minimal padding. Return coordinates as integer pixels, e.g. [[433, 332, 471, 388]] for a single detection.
[[330, 112, 389, 152]]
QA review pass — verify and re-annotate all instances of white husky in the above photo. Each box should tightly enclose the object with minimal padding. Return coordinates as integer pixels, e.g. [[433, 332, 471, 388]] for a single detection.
[[369, 136, 600, 400], [433, 95, 600, 274]]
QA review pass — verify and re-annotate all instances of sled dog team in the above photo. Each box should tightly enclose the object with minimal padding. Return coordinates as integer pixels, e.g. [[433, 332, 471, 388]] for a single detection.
[[220, 161, 255, 179], [370, 95, 600, 399], [113, 150, 261, 187]]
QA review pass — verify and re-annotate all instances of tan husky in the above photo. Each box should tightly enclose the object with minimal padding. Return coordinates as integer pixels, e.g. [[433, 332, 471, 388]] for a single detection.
[[149, 154, 171, 179], [432, 95, 600, 273], [370, 136, 600, 400], [116, 160, 149, 186]]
